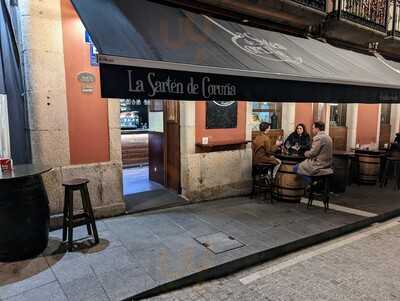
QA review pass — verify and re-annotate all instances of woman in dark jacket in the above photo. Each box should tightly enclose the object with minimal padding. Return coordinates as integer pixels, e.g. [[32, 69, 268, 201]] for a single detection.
[[284, 123, 311, 154]]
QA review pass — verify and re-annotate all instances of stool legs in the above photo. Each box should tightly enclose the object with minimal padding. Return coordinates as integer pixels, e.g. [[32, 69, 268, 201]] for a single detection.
[[82, 185, 99, 244], [67, 188, 74, 252], [62, 182, 99, 251]]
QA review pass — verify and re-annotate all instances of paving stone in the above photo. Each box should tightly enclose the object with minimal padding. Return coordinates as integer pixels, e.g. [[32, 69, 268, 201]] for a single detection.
[[0, 257, 54, 299], [50, 255, 94, 284], [97, 268, 156, 300], [61, 274, 109, 301], [4, 281, 67, 301]]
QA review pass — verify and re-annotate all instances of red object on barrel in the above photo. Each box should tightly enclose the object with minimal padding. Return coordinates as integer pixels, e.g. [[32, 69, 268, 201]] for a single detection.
[[0, 158, 12, 172]]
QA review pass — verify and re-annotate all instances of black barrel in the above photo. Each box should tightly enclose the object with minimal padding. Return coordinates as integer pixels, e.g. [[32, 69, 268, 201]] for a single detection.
[[0, 175, 49, 262]]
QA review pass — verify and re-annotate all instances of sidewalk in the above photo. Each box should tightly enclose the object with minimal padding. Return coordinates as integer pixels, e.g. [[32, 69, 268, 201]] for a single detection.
[[1, 186, 399, 301]]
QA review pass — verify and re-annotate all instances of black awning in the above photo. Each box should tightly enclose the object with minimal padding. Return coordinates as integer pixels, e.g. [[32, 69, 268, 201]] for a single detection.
[[72, 0, 400, 102]]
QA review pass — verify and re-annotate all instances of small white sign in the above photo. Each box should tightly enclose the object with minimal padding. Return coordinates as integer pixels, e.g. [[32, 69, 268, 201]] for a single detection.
[[202, 137, 209, 145]]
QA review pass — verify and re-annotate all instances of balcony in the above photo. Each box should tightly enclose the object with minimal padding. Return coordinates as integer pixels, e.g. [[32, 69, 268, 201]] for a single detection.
[[324, 0, 390, 50], [388, 0, 400, 36], [337, 0, 389, 32]]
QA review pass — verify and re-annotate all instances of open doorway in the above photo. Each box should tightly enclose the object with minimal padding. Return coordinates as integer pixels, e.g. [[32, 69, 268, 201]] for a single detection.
[[120, 100, 183, 213]]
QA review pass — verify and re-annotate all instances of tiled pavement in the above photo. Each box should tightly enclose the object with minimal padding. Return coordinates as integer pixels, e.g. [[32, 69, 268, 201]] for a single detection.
[[1, 186, 399, 301]]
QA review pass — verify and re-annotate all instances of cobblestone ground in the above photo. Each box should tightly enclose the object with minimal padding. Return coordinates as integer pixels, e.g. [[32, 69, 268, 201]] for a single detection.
[[147, 218, 400, 301]]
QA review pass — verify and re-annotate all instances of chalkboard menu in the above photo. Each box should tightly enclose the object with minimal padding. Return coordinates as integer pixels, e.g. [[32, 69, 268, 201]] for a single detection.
[[206, 101, 237, 129]]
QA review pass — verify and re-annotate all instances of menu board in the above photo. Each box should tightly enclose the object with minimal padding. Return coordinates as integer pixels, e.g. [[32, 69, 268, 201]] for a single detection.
[[206, 101, 237, 129]]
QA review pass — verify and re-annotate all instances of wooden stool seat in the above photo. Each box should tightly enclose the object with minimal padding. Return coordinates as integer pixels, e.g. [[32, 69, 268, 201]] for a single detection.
[[62, 178, 99, 251], [63, 178, 90, 187], [307, 174, 333, 212]]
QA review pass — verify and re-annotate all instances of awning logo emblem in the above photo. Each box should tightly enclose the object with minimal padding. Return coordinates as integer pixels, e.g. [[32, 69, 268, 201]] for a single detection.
[[231, 32, 303, 64], [212, 101, 236, 107]]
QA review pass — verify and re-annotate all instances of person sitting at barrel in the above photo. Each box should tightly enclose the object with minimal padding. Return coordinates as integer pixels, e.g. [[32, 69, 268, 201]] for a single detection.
[[252, 122, 282, 178], [293, 121, 333, 184], [284, 123, 311, 155]]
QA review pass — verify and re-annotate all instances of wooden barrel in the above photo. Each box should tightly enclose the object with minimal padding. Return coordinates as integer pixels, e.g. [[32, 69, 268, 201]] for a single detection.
[[0, 175, 49, 262], [273, 160, 306, 203], [357, 154, 381, 185]]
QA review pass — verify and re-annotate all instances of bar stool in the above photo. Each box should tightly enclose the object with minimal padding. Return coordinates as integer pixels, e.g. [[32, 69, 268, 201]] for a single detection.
[[62, 178, 99, 251], [380, 157, 400, 190], [307, 174, 333, 212], [251, 163, 275, 203]]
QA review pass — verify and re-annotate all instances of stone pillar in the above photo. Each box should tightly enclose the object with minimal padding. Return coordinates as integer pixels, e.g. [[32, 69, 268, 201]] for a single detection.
[[390, 104, 400, 141], [19, 0, 70, 167], [346, 104, 358, 151], [324, 104, 331, 135], [376, 104, 382, 146], [281, 103, 295, 138]]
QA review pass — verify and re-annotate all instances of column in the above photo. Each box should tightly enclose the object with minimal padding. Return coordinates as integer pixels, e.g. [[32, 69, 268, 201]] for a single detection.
[[390, 104, 400, 141], [346, 103, 358, 151], [0, 95, 10, 157], [19, 0, 70, 166], [282, 103, 296, 138]]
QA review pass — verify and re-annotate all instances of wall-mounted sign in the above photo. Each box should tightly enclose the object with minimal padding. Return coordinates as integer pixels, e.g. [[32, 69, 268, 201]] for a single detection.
[[206, 101, 237, 129], [77, 72, 95, 94]]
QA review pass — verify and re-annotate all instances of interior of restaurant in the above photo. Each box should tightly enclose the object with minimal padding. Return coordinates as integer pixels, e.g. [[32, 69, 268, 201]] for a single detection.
[[120, 99, 164, 208]]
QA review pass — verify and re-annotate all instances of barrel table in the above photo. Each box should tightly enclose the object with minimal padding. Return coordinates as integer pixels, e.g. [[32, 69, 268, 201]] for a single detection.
[[273, 154, 306, 203], [354, 150, 386, 185], [0, 164, 52, 262]]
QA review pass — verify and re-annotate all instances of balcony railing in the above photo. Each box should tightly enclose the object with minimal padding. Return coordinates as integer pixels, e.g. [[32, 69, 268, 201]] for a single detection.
[[292, 0, 327, 11], [337, 0, 390, 32], [388, 0, 400, 36]]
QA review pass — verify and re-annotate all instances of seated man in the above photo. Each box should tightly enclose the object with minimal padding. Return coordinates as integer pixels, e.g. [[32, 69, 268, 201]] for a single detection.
[[294, 121, 333, 184], [252, 122, 282, 177]]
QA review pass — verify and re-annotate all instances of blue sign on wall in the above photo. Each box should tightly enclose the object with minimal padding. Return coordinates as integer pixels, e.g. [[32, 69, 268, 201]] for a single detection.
[[85, 31, 98, 66]]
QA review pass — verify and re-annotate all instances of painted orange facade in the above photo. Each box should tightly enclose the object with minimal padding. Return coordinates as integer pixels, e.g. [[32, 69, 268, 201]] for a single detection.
[[60, 0, 110, 164], [295, 103, 314, 134], [195, 101, 247, 144], [356, 104, 380, 145]]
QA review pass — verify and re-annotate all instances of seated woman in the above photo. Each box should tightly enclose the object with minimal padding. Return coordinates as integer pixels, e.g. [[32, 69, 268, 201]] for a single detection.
[[252, 122, 282, 177], [284, 123, 311, 155]]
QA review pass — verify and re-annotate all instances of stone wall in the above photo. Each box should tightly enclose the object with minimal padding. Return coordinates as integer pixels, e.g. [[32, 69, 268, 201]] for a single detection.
[[19, 0, 125, 221], [180, 101, 253, 202]]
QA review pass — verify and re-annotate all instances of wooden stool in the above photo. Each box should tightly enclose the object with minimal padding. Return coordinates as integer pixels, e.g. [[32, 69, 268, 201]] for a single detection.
[[380, 157, 400, 190], [62, 178, 99, 251], [307, 174, 333, 212], [251, 163, 275, 203]]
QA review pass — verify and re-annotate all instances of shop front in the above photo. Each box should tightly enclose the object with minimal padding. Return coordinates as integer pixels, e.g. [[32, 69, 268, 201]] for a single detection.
[[71, 0, 400, 204]]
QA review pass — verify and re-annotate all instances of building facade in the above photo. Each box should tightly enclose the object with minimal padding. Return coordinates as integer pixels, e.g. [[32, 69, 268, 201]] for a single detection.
[[3, 0, 400, 222]]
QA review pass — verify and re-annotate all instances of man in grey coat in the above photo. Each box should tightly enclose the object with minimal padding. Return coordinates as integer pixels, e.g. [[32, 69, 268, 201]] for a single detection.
[[294, 121, 333, 183]]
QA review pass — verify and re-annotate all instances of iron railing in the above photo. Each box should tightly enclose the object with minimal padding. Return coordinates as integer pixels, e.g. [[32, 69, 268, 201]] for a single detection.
[[388, 0, 400, 36], [292, 0, 327, 11], [337, 0, 390, 32]]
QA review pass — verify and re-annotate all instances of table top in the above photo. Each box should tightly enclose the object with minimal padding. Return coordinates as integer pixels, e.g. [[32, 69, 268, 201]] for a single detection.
[[334, 151, 355, 157], [0, 164, 52, 181], [352, 148, 388, 155], [275, 153, 305, 162]]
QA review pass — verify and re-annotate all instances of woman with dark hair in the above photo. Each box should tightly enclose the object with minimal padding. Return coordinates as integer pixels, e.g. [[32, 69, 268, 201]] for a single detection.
[[284, 123, 311, 154]]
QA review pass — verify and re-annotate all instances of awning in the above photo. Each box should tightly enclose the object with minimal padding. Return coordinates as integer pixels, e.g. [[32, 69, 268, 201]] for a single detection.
[[72, 0, 400, 102]]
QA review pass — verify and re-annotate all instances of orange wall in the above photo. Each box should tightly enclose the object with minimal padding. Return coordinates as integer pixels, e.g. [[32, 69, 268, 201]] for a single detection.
[[295, 103, 314, 134], [195, 101, 247, 144], [61, 0, 110, 164], [357, 104, 379, 145]]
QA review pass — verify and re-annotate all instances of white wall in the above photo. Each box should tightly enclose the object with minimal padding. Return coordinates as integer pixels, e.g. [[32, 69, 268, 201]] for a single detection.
[[0, 95, 10, 157]]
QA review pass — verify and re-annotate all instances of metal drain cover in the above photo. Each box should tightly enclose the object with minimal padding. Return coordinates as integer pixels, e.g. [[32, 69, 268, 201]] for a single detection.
[[194, 232, 245, 254]]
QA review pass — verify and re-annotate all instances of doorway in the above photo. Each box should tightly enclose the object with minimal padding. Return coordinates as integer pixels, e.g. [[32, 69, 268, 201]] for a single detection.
[[120, 99, 183, 212]]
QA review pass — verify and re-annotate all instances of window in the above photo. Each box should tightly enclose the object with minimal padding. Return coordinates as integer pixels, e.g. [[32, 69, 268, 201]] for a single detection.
[[329, 104, 347, 127], [252, 102, 282, 130], [380, 104, 391, 125], [120, 99, 150, 130]]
